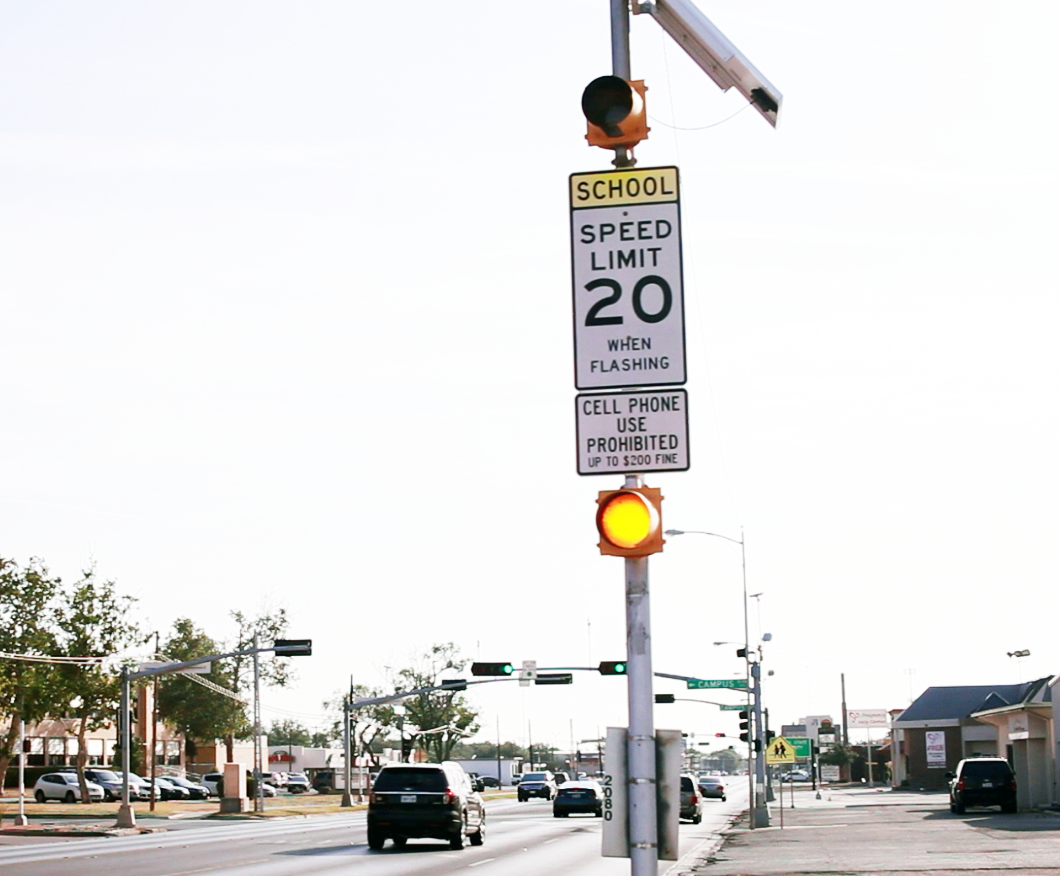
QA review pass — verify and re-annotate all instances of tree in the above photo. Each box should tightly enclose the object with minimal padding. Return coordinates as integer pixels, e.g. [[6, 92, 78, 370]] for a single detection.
[[268, 719, 314, 749], [157, 618, 247, 760], [450, 740, 527, 759], [323, 685, 396, 769], [0, 557, 63, 792], [53, 566, 142, 802], [218, 609, 292, 762], [389, 643, 480, 763]]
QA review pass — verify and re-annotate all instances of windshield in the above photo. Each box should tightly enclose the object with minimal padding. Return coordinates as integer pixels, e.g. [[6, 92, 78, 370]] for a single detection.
[[522, 773, 548, 782], [373, 768, 447, 793], [89, 770, 120, 782]]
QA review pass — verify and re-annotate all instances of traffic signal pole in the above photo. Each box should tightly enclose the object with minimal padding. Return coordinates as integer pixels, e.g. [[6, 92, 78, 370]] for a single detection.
[[624, 477, 658, 876], [610, 0, 635, 168]]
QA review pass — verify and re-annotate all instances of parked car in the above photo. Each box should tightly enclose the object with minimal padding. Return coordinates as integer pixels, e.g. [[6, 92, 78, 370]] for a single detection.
[[201, 773, 223, 796], [479, 776, 500, 788], [552, 780, 604, 817], [116, 771, 152, 798], [780, 769, 811, 782], [166, 776, 211, 799], [679, 774, 702, 824], [59, 767, 127, 802], [517, 771, 557, 801], [285, 773, 311, 793], [33, 772, 104, 803], [947, 757, 1017, 814], [697, 776, 726, 801], [150, 777, 190, 801], [367, 762, 485, 850], [261, 771, 286, 788]]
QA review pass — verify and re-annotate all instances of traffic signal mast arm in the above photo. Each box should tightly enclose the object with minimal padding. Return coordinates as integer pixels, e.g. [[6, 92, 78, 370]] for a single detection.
[[349, 678, 513, 708]]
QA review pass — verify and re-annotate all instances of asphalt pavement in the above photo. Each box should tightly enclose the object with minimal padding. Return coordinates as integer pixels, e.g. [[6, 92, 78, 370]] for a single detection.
[[685, 784, 1060, 876]]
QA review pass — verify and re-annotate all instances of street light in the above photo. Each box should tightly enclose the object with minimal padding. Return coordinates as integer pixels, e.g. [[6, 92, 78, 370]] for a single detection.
[[664, 527, 768, 828]]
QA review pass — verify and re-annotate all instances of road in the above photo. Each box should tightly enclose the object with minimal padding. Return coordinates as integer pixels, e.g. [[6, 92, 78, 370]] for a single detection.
[[0, 789, 746, 876]]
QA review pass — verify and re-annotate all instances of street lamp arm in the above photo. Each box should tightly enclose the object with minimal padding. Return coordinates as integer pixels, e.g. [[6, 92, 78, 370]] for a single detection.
[[664, 529, 743, 546]]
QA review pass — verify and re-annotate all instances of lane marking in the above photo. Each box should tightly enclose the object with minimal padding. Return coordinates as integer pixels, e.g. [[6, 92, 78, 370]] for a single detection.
[[469, 857, 496, 867]]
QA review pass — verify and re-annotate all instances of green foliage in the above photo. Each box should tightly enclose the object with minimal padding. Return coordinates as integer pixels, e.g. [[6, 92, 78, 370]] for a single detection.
[[323, 685, 396, 767], [267, 719, 315, 748], [388, 643, 480, 763], [819, 743, 856, 766], [450, 740, 527, 759], [157, 618, 248, 747]]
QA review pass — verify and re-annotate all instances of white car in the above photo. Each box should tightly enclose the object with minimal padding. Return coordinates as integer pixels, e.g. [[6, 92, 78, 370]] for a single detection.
[[34, 772, 105, 803]]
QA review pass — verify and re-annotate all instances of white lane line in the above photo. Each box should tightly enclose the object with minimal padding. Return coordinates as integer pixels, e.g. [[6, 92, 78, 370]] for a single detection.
[[468, 857, 496, 867]]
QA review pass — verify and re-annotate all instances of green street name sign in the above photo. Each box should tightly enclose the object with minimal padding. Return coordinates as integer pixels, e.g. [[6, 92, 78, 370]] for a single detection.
[[719, 704, 746, 711], [788, 737, 812, 758], [686, 678, 748, 690]]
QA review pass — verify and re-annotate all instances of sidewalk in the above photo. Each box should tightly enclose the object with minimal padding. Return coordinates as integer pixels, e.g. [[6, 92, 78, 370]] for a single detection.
[[685, 785, 1060, 875]]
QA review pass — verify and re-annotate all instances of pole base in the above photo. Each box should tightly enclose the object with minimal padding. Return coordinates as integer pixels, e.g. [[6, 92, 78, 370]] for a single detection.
[[116, 804, 137, 828], [753, 804, 771, 828], [12, 814, 29, 826], [340, 792, 354, 807]]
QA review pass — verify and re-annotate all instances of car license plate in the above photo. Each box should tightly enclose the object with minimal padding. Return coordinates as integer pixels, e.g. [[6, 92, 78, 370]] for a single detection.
[[401, 794, 417, 803], [982, 781, 992, 788]]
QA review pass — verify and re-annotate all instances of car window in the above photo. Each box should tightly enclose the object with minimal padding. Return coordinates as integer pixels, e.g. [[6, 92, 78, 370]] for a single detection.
[[522, 773, 548, 781], [680, 776, 695, 792], [962, 761, 1012, 781], [373, 768, 448, 793]]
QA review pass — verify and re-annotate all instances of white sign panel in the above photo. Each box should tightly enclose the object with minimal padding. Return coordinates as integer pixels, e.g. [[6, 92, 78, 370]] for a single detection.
[[848, 709, 889, 728], [925, 730, 947, 768], [576, 389, 689, 475], [821, 764, 841, 782], [570, 167, 686, 390], [601, 726, 629, 858]]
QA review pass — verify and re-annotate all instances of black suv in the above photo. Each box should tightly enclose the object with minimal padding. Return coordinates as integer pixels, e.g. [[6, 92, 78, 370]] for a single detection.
[[367, 762, 485, 850], [947, 757, 1017, 813]]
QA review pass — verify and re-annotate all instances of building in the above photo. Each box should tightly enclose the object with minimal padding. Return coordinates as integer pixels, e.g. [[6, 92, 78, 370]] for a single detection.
[[891, 677, 1054, 809]]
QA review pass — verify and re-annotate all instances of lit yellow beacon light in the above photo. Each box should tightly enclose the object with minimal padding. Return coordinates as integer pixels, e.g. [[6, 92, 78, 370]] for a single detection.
[[596, 487, 664, 557]]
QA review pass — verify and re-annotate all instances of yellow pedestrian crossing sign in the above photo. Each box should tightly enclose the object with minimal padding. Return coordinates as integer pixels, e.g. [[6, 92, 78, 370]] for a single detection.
[[765, 736, 796, 764]]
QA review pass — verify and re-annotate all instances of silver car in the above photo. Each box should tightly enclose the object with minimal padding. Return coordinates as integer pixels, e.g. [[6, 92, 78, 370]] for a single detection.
[[34, 772, 105, 803]]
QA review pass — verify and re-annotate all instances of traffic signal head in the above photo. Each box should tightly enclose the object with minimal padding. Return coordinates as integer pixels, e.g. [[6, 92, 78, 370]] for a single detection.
[[442, 679, 467, 692], [582, 76, 649, 150], [736, 647, 747, 659], [655, 693, 675, 704], [596, 487, 664, 557], [471, 662, 514, 676], [274, 638, 312, 656], [598, 661, 627, 675], [766, 730, 776, 743]]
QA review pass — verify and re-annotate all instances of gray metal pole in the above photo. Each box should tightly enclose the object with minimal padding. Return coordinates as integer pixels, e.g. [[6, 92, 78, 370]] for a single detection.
[[116, 667, 135, 827], [15, 704, 27, 825], [610, 0, 635, 168], [625, 476, 657, 876], [740, 532, 756, 828], [752, 662, 769, 826], [341, 696, 354, 807], [253, 632, 263, 813]]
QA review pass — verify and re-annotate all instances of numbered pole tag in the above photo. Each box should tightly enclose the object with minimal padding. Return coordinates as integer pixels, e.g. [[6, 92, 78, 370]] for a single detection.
[[570, 167, 686, 390]]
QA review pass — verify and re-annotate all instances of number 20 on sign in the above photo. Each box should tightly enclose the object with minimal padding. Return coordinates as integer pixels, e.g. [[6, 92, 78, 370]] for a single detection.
[[570, 166, 686, 391]]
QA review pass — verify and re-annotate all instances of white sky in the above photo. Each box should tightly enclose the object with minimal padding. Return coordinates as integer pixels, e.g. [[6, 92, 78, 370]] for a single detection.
[[3, 1, 1059, 752]]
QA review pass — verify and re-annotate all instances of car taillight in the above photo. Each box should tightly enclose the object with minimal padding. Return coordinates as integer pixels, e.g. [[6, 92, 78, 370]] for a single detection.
[[371, 793, 385, 804], [691, 794, 699, 804], [443, 787, 456, 804], [956, 778, 965, 790]]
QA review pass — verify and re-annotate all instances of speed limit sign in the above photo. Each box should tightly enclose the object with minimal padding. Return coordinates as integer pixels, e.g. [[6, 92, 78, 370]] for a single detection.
[[569, 166, 686, 390]]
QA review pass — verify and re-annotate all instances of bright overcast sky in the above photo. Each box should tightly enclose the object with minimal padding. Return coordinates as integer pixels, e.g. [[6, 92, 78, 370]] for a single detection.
[[3, 1, 1058, 751]]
